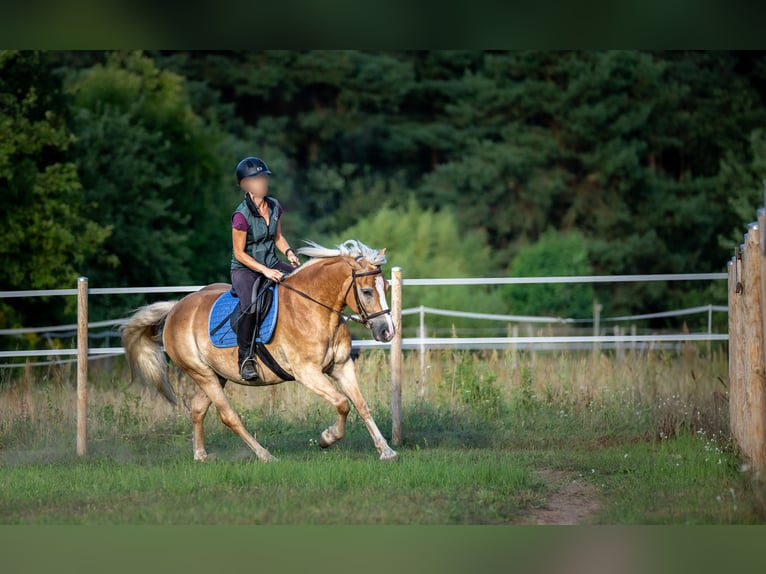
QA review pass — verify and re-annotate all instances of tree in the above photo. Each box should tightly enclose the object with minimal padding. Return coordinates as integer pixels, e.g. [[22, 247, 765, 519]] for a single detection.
[[66, 51, 231, 319], [718, 129, 766, 246], [7, 50, 764, 327], [0, 51, 110, 331], [505, 228, 594, 318], [328, 197, 506, 333]]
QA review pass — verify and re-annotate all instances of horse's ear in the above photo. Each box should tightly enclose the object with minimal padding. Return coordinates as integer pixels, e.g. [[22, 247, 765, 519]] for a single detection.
[[379, 248, 386, 256]]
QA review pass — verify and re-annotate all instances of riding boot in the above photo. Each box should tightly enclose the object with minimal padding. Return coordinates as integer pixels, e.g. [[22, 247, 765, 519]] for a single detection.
[[236, 311, 259, 381]]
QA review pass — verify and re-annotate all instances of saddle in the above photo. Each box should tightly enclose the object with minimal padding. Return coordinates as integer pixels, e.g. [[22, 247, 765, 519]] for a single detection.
[[208, 277, 293, 381], [209, 276, 277, 348]]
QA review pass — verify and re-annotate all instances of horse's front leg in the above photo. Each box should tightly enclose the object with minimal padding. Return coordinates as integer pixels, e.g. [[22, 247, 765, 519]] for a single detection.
[[330, 360, 398, 461], [293, 366, 351, 448]]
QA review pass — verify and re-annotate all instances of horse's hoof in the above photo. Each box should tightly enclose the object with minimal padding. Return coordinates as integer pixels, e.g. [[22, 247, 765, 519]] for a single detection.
[[379, 448, 398, 462], [261, 453, 279, 463], [319, 429, 336, 448], [194, 450, 208, 462]]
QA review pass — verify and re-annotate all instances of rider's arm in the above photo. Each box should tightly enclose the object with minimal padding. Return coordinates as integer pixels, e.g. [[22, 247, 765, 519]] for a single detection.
[[274, 221, 300, 266], [274, 221, 291, 255]]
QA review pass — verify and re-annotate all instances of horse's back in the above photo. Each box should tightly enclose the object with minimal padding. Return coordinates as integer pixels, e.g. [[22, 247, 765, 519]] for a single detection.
[[164, 283, 232, 361], [199, 282, 231, 293]]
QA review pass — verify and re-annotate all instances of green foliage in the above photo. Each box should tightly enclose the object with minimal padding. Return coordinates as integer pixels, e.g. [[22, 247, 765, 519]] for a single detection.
[[718, 129, 766, 247], [65, 52, 232, 319], [4, 50, 766, 329], [330, 197, 505, 331], [0, 51, 110, 329], [506, 228, 595, 318]]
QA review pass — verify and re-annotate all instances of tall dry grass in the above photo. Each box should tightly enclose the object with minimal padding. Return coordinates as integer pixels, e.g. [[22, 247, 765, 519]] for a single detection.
[[1, 344, 729, 458]]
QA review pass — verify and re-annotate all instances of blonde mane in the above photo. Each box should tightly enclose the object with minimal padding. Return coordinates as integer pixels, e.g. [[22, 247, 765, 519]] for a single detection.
[[293, 239, 387, 274]]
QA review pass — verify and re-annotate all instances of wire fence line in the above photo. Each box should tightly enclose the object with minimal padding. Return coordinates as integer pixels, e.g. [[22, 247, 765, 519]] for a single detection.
[[0, 272, 729, 368], [401, 273, 727, 286], [0, 319, 127, 335], [0, 353, 123, 370], [0, 303, 728, 337], [401, 303, 728, 325], [0, 272, 727, 300]]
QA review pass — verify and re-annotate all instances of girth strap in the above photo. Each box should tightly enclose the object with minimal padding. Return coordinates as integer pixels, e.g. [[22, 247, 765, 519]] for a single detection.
[[254, 342, 295, 381]]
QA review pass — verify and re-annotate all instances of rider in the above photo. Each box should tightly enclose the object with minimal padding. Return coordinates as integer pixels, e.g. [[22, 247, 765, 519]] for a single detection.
[[231, 156, 301, 380]]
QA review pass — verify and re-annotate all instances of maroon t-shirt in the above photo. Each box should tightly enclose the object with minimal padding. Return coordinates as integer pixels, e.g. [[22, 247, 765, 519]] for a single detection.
[[232, 212, 249, 231]]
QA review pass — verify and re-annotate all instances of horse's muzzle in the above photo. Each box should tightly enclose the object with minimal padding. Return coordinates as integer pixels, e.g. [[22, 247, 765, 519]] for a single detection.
[[371, 316, 395, 343]]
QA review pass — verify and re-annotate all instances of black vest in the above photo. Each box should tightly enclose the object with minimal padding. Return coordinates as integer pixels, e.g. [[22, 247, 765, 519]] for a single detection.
[[230, 196, 282, 270]]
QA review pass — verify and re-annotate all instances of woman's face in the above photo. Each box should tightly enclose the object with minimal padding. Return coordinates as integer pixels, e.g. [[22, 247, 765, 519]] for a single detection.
[[240, 175, 269, 198]]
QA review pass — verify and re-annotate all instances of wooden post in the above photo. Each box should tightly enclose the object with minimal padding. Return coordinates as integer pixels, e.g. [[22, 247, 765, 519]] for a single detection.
[[630, 324, 637, 353], [729, 252, 743, 449], [614, 325, 624, 361], [743, 223, 766, 474], [510, 324, 519, 368], [390, 267, 403, 446], [418, 305, 428, 398], [76, 276, 88, 457], [592, 300, 602, 354], [759, 208, 766, 369]]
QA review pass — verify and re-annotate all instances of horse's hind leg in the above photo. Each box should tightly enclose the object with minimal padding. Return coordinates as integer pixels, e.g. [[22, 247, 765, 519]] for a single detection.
[[191, 387, 213, 461], [330, 360, 397, 461], [189, 371, 276, 462]]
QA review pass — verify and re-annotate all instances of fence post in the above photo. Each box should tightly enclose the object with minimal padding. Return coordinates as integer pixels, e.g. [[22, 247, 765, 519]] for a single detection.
[[510, 324, 519, 367], [418, 305, 426, 398], [731, 244, 746, 451], [759, 208, 766, 371], [614, 325, 624, 360], [741, 224, 766, 474], [390, 267, 403, 446], [76, 276, 88, 457], [592, 300, 602, 354], [630, 324, 637, 353]]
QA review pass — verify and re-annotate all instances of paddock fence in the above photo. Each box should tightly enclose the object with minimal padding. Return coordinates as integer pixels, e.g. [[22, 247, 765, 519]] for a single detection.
[[1, 271, 728, 453], [728, 206, 766, 477]]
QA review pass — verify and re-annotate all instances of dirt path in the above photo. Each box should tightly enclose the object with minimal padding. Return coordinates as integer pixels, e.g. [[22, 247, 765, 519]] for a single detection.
[[517, 469, 602, 525]]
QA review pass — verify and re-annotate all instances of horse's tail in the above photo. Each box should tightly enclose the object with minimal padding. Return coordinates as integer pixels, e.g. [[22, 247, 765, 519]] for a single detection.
[[121, 301, 178, 405]]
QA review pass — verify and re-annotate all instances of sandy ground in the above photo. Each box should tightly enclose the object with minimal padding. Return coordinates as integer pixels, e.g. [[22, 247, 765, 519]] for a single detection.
[[517, 469, 602, 525]]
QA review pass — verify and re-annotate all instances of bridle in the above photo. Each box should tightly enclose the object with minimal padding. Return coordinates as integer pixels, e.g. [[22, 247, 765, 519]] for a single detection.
[[277, 265, 391, 327], [348, 268, 392, 322]]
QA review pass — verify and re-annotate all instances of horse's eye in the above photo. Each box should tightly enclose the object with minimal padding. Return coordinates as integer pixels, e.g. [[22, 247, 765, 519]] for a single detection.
[[362, 289, 374, 297]]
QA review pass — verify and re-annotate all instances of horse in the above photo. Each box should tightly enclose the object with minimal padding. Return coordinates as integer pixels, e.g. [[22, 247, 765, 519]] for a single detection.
[[120, 239, 398, 462]]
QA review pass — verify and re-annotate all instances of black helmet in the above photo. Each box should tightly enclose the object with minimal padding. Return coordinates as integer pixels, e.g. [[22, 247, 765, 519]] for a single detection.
[[236, 157, 272, 183]]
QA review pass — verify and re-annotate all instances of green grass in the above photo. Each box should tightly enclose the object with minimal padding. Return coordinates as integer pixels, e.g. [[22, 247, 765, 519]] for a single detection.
[[0, 448, 538, 524], [0, 346, 763, 524]]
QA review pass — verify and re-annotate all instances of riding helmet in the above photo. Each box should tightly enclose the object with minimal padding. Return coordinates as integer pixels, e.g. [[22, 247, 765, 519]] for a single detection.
[[236, 157, 272, 183]]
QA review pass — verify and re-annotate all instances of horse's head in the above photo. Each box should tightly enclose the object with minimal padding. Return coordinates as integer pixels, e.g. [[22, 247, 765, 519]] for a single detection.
[[295, 239, 396, 343], [345, 250, 395, 343]]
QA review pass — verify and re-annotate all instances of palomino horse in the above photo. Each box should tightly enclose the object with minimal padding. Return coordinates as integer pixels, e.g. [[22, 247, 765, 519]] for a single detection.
[[121, 240, 398, 462]]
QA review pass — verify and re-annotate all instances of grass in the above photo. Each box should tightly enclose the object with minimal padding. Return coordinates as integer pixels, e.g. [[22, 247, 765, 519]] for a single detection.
[[0, 344, 762, 524]]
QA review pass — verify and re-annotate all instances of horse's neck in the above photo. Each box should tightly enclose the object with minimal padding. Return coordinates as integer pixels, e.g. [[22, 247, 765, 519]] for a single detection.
[[287, 258, 350, 310]]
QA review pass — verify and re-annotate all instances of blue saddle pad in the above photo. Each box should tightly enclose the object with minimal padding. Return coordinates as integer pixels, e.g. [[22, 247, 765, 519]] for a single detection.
[[208, 286, 278, 349]]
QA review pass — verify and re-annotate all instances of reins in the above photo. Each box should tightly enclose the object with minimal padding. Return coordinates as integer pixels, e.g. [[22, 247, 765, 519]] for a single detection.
[[277, 266, 391, 326]]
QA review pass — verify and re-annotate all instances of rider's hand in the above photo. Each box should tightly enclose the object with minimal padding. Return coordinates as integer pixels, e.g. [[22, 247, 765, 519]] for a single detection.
[[288, 252, 300, 267], [264, 268, 283, 282]]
